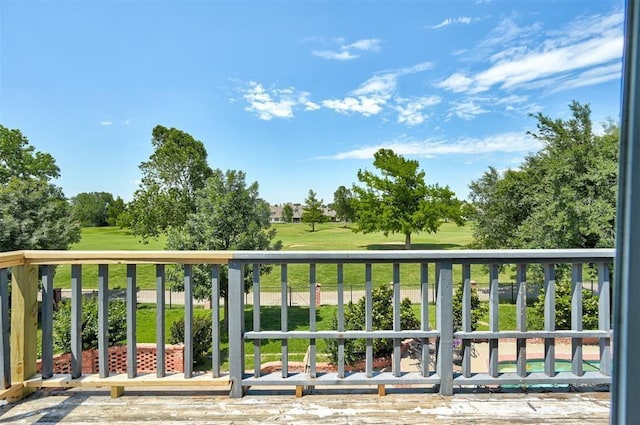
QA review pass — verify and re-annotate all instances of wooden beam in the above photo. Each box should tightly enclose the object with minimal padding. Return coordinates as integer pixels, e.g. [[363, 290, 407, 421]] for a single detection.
[[0, 251, 24, 269], [10, 264, 38, 401], [22, 250, 232, 265]]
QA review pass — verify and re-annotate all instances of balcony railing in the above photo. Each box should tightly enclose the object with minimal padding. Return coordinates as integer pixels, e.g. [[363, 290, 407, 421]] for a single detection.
[[0, 249, 614, 401]]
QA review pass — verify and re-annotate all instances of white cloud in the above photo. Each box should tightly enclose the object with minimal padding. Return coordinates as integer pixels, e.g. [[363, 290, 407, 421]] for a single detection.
[[448, 99, 488, 120], [123, 120, 130, 125], [319, 131, 542, 160], [304, 101, 321, 111], [396, 96, 441, 126], [312, 38, 381, 61], [346, 38, 381, 52], [429, 16, 473, 29], [436, 73, 473, 93], [241, 82, 312, 120], [100, 121, 112, 126], [441, 11, 623, 94], [322, 62, 434, 117], [312, 50, 359, 61], [322, 96, 385, 116]]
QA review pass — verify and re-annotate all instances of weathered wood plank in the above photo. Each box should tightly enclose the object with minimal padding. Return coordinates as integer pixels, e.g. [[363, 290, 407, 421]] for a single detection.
[[10, 265, 38, 400], [22, 250, 232, 265]]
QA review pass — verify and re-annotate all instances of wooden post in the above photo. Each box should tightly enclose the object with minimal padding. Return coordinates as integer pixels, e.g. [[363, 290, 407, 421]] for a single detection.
[[10, 265, 38, 400]]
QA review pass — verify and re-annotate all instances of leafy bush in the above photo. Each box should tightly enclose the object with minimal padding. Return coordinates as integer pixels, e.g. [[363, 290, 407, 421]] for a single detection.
[[452, 282, 487, 332], [53, 297, 127, 353], [169, 315, 212, 364], [325, 284, 419, 365], [531, 280, 599, 330]]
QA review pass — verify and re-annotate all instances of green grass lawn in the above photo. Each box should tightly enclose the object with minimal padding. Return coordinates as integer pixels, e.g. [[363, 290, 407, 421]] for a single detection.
[[51, 223, 509, 290]]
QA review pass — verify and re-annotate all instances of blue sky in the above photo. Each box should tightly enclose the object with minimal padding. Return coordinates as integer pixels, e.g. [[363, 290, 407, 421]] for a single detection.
[[0, 0, 625, 205]]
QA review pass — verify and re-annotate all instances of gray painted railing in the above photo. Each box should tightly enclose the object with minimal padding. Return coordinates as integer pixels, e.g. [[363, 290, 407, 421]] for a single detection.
[[227, 249, 614, 397], [0, 249, 614, 400]]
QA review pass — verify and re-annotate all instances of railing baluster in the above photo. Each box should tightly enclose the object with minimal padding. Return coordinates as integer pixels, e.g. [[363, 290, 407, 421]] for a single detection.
[[309, 263, 316, 379], [212, 265, 220, 378], [365, 263, 373, 378], [489, 264, 499, 378], [98, 264, 109, 378], [437, 261, 453, 396], [280, 264, 288, 378], [420, 263, 429, 376], [598, 262, 612, 375], [126, 264, 137, 379], [228, 260, 244, 398], [253, 264, 261, 378], [392, 263, 401, 377], [461, 264, 471, 378], [337, 263, 345, 379], [571, 263, 583, 377], [71, 265, 82, 379], [544, 264, 556, 377], [41, 265, 54, 379], [0, 269, 10, 389], [156, 265, 165, 378], [516, 264, 527, 378], [183, 264, 193, 379]]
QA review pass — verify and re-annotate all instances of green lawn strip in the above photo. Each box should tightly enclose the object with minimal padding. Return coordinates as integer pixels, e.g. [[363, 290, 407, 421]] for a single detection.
[[51, 223, 524, 290]]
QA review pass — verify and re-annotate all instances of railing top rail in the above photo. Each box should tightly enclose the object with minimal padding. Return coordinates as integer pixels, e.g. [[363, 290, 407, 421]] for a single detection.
[[0, 251, 24, 268], [229, 248, 615, 263], [0, 248, 615, 267], [21, 250, 232, 265]]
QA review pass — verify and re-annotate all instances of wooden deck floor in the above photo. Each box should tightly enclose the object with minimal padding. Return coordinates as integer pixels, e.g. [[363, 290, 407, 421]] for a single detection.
[[0, 385, 610, 424]]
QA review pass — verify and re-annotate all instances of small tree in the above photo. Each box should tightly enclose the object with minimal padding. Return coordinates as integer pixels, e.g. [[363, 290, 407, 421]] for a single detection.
[[353, 149, 464, 249], [301, 189, 328, 232], [282, 204, 294, 223], [53, 298, 127, 353], [325, 285, 419, 365], [332, 185, 356, 227]]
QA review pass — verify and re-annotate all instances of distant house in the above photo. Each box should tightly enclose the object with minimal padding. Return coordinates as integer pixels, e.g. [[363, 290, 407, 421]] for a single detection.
[[270, 203, 337, 223]]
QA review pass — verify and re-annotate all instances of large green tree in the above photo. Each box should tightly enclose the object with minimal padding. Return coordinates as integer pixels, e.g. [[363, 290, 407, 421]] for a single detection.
[[332, 185, 356, 227], [129, 125, 212, 240], [353, 149, 464, 249], [301, 190, 328, 232], [0, 126, 80, 252], [468, 102, 618, 250], [70, 191, 115, 227], [166, 169, 282, 321]]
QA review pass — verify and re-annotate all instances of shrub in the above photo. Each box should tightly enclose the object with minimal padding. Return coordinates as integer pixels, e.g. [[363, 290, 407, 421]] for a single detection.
[[169, 315, 212, 364], [531, 280, 599, 330], [325, 284, 419, 365], [452, 282, 487, 332], [53, 297, 127, 353]]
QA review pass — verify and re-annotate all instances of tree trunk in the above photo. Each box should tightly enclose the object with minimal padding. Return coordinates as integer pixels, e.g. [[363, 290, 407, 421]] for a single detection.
[[312, 222, 315, 232], [405, 233, 412, 250]]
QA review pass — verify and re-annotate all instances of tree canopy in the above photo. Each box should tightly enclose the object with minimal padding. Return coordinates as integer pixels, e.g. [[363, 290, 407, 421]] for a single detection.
[[332, 185, 356, 226], [129, 125, 212, 240], [0, 125, 59, 184], [301, 190, 328, 232], [0, 126, 79, 252], [352, 148, 464, 249], [281, 204, 294, 223], [71, 192, 115, 227], [468, 102, 618, 249], [166, 169, 282, 301]]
